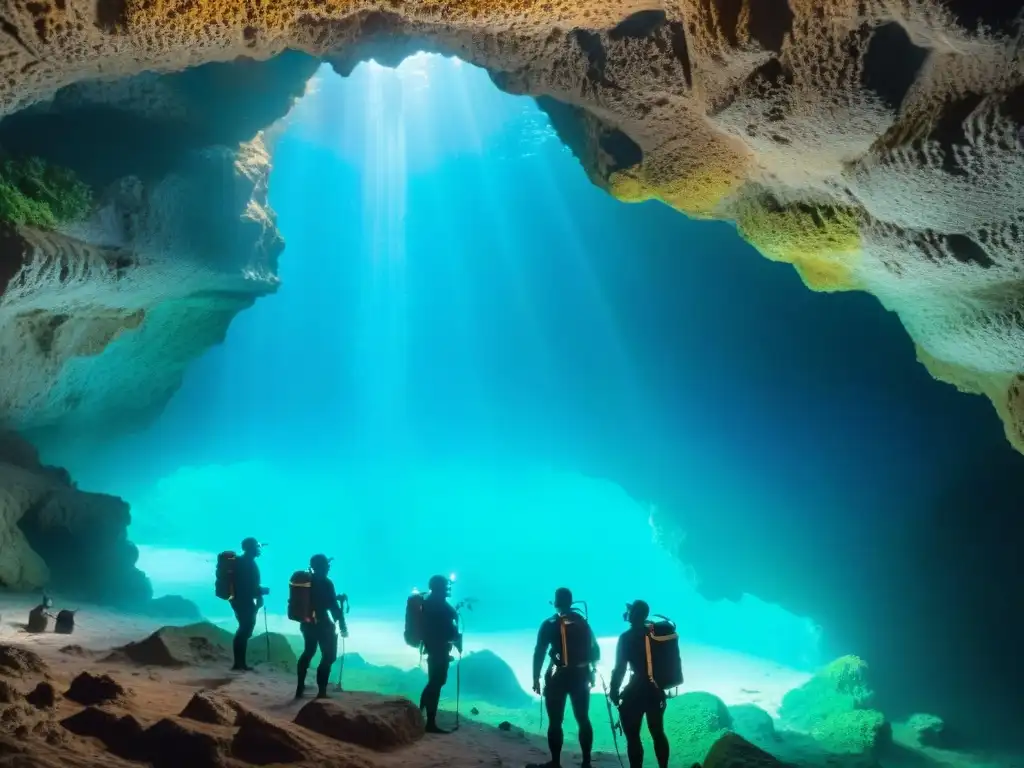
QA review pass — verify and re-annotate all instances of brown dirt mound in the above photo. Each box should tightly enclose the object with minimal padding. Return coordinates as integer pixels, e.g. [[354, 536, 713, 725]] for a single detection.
[[293, 694, 423, 751], [0, 645, 48, 677], [0, 680, 20, 703], [145, 717, 229, 768], [26, 681, 57, 709], [61, 706, 147, 760], [231, 710, 310, 764], [65, 672, 131, 706], [111, 623, 233, 668], [179, 690, 247, 726], [704, 732, 786, 767]]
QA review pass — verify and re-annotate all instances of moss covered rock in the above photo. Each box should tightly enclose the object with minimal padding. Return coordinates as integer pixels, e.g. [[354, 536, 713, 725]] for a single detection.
[[728, 703, 777, 744], [0, 156, 91, 228], [810, 708, 892, 756], [704, 732, 786, 767], [779, 655, 874, 729], [664, 691, 733, 764]]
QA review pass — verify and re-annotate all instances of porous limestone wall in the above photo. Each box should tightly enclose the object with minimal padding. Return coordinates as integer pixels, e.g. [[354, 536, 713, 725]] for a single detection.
[[0, 0, 1020, 454]]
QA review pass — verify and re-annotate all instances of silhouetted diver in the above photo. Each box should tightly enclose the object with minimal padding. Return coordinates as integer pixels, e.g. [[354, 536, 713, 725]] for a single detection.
[[292, 554, 348, 699], [417, 574, 461, 734], [230, 537, 268, 672], [530, 587, 600, 768]]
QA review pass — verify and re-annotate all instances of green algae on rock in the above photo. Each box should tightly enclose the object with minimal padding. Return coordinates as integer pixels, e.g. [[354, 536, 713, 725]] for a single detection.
[[0, 156, 92, 229]]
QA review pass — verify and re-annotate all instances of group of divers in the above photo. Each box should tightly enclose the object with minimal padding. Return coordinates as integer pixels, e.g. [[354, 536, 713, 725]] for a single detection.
[[218, 538, 686, 768]]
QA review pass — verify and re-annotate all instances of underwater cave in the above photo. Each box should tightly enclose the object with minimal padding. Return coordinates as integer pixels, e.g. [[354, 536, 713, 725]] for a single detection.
[[0, 3, 1023, 767]]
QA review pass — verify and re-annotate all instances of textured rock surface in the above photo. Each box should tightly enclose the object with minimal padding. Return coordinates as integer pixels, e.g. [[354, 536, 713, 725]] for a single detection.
[[0, 430, 149, 601], [0, 53, 317, 436], [0, 0, 1016, 454]]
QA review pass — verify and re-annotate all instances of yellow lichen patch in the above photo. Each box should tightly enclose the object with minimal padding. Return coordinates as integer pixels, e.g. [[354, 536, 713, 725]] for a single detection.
[[915, 345, 1024, 453], [734, 200, 863, 292]]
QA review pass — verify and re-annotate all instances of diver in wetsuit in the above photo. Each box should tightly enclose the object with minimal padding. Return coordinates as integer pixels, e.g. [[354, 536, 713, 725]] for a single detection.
[[531, 587, 599, 768], [231, 537, 269, 672], [609, 600, 670, 768], [295, 554, 349, 699], [419, 574, 461, 734]]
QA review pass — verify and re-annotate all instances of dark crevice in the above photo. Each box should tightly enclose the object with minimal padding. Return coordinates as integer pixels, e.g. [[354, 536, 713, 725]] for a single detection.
[[572, 29, 617, 90], [94, 0, 127, 33], [942, 0, 1023, 36], [746, 0, 793, 53], [599, 128, 643, 173], [861, 22, 929, 113], [609, 9, 667, 41], [666, 21, 693, 90], [945, 233, 995, 268]]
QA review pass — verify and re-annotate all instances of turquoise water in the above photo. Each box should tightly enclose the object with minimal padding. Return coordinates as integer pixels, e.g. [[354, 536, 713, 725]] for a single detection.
[[115, 56, 820, 696]]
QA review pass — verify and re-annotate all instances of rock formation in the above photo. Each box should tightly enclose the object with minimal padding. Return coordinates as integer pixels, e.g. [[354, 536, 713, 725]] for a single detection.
[[0, 0, 1016, 454], [0, 429, 150, 604]]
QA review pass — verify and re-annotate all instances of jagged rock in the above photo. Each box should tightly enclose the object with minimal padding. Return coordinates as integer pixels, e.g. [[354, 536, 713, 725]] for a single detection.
[[113, 623, 233, 668], [247, 632, 298, 672], [60, 707, 147, 760], [0, 646, 47, 678], [144, 717, 228, 768], [727, 704, 777, 744], [906, 712, 947, 748], [179, 690, 246, 726], [231, 711, 309, 764], [25, 682, 57, 709], [459, 649, 532, 709], [64, 672, 130, 706], [704, 732, 787, 767], [293, 694, 423, 750]]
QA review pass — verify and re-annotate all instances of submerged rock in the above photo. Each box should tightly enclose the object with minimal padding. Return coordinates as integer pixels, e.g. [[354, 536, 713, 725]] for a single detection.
[[293, 694, 422, 750], [142, 595, 203, 622], [60, 707, 147, 761], [906, 712, 947, 748], [704, 732, 786, 767], [459, 649, 532, 709], [25, 682, 57, 710], [810, 709, 892, 756], [728, 704, 777, 743], [780, 655, 875, 729], [231, 711, 308, 764], [0, 646, 47, 678], [664, 691, 733, 765]]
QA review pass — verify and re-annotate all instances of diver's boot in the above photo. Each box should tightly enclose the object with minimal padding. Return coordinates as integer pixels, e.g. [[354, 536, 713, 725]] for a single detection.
[[425, 720, 450, 735], [315, 666, 331, 699], [295, 662, 309, 698], [315, 686, 330, 699]]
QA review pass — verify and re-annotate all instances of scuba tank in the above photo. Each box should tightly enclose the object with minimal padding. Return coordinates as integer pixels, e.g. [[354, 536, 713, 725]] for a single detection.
[[404, 590, 425, 648], [288, 570, 314, 623], [215, 551, 237, 600], [645, 615, 684, 690]]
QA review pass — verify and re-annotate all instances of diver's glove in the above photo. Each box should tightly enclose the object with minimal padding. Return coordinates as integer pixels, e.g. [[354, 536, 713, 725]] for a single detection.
[[532, 680, 542, 695], [338, 622, 349, 639], [609, 688, 621, 706]]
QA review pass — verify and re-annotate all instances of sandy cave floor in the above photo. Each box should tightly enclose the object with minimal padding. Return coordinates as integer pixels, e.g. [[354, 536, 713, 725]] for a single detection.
[[0, 593, 1019, 768]]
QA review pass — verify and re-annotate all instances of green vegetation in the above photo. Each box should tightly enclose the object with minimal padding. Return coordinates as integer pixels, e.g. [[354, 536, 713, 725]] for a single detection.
[[0, 155, 92, 228]]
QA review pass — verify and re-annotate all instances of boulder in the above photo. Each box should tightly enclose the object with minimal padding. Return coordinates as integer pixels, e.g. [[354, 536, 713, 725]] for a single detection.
[[293, 694, 423, 750], [727, 704, 777, 744], [112, 623, 233, 667], [144, 717, 228, 767], [906, 713, 947, 748], [142, 595, 203, 621], [458, 649, 532, 708], [0, 646, 47, 678], [779, 656, 874, 729], [810, 709, 892, 757], [179, 691, 247, 726], [25, 682, 57, 709], [704, 732, 787, 767], [231, 711, 309, 764], [60, 707, 147, 761], [64, 672, 130, 706], [664, 692, 733, 765]]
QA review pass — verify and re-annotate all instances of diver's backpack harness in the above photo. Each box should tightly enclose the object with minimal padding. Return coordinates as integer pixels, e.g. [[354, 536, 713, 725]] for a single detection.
[[215, 551, 237, 600], [288, 570, 314, 622], [643, 615, 684, 692], [404, 591, 426, 649], [556, 601, 595, 670]]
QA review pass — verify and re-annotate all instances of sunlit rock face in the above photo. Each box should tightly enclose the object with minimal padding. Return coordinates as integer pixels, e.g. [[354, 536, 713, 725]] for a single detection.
[[0, 53, 317, 434], [0, 1, 1021, 452]]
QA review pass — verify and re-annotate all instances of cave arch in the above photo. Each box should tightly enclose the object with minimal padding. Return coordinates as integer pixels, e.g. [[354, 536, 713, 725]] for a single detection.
[[0, 0, 1023, 748]]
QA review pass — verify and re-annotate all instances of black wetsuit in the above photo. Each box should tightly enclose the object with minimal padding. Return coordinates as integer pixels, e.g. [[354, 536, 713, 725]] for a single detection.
[[609, 626, 670, 768], [533, 614, 600, 767], [419, 595, 459, 730], [230, 554, 262, 670], [297, 576, 346, 696]]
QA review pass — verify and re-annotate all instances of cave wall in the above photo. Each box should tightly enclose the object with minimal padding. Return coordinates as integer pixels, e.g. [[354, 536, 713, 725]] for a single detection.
[[0, 0, 1020, 748], [0, 430, 150, 606]]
